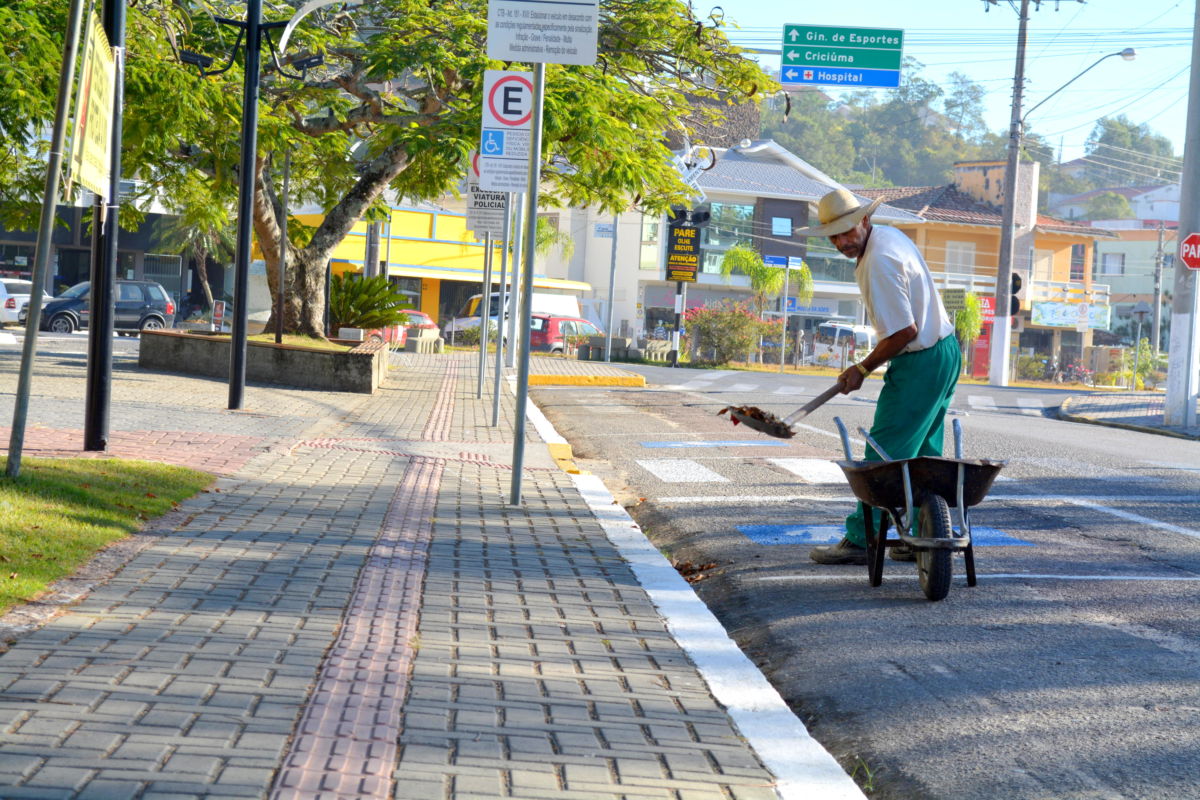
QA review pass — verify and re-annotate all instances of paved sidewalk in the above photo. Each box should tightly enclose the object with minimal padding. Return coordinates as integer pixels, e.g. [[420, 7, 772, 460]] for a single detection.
[[1059, 391, 1200, 439], [0, 348, 860, 799]]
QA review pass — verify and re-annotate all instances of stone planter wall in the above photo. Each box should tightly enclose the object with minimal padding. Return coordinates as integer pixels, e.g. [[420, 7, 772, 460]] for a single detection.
[[138, 330, 390, 394]]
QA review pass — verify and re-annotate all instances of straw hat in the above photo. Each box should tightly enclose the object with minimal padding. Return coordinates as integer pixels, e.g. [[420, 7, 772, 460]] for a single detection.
[[794, 188, 883, 237]]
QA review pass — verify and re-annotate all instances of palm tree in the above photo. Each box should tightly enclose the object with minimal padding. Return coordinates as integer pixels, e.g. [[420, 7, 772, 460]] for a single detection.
[[719, 243, 814, 362]]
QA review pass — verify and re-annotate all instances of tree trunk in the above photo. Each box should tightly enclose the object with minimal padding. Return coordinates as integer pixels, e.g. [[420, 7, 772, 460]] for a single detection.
[[253, 143, 411, 338]]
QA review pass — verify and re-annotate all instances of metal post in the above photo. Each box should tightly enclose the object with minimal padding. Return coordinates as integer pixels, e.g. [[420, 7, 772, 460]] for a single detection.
[[364, 221, 380, 278], [670, 281, 683, 367], [604, 213, 619, 361], [477, 231, 493, 399], [1152, 221, 1164, 353], [1133, 318, 1143, 389], [506, 192, 523, 369], [779, 262, 790, 373], [275, 150, 289, 345], [1166, 2, 1200, 429], [989, 0, 1030, 388], [491, 193, 511, 426], [228, 0, 263, 410], [7, 0, 86, 478], [510, 64, 544, 506], [84, 0, 126, 451]]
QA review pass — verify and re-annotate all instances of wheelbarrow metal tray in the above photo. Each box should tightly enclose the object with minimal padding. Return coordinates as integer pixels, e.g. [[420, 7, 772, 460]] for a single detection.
[[836, 456, 1006, 510]]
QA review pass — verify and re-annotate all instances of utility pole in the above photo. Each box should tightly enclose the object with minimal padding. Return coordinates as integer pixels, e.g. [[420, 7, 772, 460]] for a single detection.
[[989, 0, 1030, 388], [1165, 2, 1200, 429], [1152, 221, 1165, 353]]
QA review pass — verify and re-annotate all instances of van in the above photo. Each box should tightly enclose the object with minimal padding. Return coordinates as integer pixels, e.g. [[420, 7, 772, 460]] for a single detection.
[[812, 321, 877, 369], [443, 292, 582, 335]]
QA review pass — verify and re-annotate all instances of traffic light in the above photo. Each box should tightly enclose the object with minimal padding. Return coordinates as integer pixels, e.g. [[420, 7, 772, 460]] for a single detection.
[[1009, 270, 1027, 316]]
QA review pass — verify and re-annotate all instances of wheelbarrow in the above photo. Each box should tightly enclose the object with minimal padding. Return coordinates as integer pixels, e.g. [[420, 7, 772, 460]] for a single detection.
[[833, 417, 1006, 601]]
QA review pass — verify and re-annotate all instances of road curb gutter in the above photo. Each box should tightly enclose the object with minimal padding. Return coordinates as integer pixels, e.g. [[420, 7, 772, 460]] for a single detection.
[[528, 373, 645, 387], [1058, 396, 1200, 441]]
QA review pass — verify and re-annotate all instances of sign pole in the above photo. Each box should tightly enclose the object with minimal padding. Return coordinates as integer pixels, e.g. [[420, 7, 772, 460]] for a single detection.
[[7, 0, 87, 478], [510, 63, 545, 506], [506, 193, 523, 369], [604, 212, 619, 361], [477, 231, 494, 399], [492, 193, 511, 426], [779, 262, 790, 373], [1165, 2, 1200, 428], [670, 281, 683, 367]]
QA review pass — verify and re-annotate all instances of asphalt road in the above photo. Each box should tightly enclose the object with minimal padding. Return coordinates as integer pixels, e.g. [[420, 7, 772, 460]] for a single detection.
[[533, 364, 1200, 800]]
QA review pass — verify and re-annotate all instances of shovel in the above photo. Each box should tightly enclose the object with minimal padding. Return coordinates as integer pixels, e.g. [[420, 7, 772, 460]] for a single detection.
[[719, 383, 842, 439]]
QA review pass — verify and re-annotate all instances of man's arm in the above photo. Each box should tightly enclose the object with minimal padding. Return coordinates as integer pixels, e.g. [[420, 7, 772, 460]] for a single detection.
[[836, 323, 918, 394]]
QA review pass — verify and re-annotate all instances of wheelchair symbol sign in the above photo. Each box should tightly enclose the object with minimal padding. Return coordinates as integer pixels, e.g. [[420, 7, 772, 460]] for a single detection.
[[482, 130, 505, 156]]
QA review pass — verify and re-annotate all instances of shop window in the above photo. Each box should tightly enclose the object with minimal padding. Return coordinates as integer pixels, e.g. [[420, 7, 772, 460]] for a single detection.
[[1070, 244, 1086, 281], [640, 215, 661, 271], [771, 217, 792, 237], [943, 241, 976, 274], [1100, 253, 1125, 276]]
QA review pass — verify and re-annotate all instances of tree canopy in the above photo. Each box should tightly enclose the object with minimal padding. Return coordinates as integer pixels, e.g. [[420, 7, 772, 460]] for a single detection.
[[4, 0, 771, 334]]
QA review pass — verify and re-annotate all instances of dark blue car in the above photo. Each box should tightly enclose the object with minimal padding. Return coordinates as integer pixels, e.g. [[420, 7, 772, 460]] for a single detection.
[[38, 280, 176, 335]]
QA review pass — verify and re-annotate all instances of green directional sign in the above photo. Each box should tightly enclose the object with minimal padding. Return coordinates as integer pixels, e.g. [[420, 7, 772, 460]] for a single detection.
[[780, 24, 904, 89]]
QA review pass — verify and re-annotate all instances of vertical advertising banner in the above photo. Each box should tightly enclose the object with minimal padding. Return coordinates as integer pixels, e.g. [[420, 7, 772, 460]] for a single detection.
[[68, 12, 115, 199]]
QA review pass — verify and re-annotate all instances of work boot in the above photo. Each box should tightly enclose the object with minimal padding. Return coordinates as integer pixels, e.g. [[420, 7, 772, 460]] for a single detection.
[[889, 543, 916, 562], [809, 538, 868, 565]]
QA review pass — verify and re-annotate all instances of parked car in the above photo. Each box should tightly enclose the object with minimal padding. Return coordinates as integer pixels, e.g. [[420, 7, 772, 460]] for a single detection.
[[39, 280, 176, 335], [529, 314, 602, 354], [0, 279, 35, 326], [357, 309, 440, 348]]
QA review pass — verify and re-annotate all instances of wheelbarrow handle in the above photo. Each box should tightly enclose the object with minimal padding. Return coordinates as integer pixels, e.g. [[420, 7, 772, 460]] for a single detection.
[[858, 427, 894, 462]]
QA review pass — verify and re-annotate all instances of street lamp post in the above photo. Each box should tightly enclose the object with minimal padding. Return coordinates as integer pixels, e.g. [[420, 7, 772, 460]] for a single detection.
[[990, 10, 1135, 386]]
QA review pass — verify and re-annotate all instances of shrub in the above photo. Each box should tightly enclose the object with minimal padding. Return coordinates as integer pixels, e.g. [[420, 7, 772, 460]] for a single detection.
[[684, 301, 771, 365], [1016, 355, 1045, 380], [329, 274, 412, 332], [455, 321, 498, 347]]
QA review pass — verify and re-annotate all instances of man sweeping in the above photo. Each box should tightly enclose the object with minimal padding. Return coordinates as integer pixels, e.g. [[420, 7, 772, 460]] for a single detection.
[[797, 189, 959, 565]]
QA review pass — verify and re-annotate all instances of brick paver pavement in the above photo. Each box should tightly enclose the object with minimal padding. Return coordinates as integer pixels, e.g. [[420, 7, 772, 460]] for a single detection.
[[1060, 391, 1200, 439], [0, 347, 788, 799]]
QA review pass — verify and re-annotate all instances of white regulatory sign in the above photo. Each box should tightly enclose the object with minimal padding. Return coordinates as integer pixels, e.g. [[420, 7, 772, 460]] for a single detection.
[[479, 70, 534, 192], [465, 155, 509, 239], [487, 0, 599, 66]]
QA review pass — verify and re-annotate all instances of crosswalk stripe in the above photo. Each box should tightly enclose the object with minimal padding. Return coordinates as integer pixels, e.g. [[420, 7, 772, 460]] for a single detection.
[[968, 394, 998, 411], [768, 458, 847, 484], [722, 382, 759, 393], [1018, 398, 1044, 416], [772, 385, 808, 395], [635, 458, 730, 483]]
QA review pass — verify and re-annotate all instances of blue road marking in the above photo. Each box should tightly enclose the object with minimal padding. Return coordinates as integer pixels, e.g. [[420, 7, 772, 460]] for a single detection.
[[640, 440, 790, 448], [737, 524, 1033, 547]]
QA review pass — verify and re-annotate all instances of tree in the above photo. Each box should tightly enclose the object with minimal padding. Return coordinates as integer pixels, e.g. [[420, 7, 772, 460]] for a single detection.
[[1085, 115, 1179, 187], [954, 291, 984, 373], [719, 243, 782, 319], [1083, 191, 1134, 221], [7, 0, 771, 338], [943, 72, 987, 144]]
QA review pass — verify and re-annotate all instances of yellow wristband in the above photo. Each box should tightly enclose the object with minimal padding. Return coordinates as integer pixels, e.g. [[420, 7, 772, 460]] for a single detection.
[[855, 362, 870, 377]]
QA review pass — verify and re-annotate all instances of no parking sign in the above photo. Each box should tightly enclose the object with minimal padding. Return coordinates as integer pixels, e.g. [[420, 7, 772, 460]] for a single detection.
[[478, 70, 533, 192]]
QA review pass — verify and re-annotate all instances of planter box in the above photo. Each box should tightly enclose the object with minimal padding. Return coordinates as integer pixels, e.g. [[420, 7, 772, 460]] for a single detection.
[[138, 330, 390, 394]]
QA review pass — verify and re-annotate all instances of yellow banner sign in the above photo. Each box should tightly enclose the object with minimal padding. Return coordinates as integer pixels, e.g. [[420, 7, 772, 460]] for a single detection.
[[68, 12, 115, 199]]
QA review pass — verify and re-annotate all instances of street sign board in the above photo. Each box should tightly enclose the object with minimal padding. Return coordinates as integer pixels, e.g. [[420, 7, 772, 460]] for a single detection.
[[978, 295, 995, 322], [466, 185, 508, 239], [941, 288, 967, 312], [1179, 232, 1200, 270], [764, 255, 787, 268], [487, 0, 599, 65], [67, 12, 116, 199], [479, 70, 534, 192], [665, 225, 700, 283], [593, 222, 614, 239], [779, 24, 903, 89]]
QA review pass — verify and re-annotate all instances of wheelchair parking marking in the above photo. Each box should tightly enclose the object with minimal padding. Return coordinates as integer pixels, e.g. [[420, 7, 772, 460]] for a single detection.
[[736, 524, 1032, 547], [636, 459, 729, 483], [768, 458, 847, 484]]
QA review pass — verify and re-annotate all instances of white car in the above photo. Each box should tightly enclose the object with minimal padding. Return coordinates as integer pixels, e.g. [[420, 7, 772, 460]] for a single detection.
[[0, 279, 35, 326]]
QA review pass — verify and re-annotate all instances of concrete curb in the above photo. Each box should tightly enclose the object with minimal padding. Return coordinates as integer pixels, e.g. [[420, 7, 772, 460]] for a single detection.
[[528, 373, 645, 387], [1058, 396, 1200, 441]]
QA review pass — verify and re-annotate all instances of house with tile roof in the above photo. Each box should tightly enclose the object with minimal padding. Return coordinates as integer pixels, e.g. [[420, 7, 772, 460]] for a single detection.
[[857, 160, 1117, 376]]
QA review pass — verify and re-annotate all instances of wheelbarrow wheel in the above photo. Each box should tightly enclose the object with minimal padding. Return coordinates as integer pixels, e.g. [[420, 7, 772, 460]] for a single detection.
[[917, 494, 953, 601]]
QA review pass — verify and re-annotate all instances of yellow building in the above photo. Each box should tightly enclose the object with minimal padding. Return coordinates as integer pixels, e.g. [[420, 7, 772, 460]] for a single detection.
[[303, 203, 589, 325]]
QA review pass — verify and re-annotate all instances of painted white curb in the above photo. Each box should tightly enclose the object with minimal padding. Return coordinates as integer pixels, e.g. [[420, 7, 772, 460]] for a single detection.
[[522, 386, 865, 800]]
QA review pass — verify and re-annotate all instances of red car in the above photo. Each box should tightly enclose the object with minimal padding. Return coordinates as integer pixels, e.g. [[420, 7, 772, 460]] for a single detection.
[[365, 309, 439, 347], [529, 314, 602, 353]]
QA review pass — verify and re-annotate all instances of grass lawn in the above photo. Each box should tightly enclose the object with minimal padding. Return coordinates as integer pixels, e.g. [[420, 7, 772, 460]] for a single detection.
[[247, 333, 351, 351], [0, 458, 213, 614]]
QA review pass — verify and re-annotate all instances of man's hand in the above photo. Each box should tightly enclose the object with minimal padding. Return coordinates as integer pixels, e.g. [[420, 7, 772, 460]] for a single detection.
[[837, 364, 865, 394]]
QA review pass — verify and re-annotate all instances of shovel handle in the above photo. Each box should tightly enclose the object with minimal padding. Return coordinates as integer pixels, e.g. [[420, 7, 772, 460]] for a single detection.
[[782, 383, 841, 425]]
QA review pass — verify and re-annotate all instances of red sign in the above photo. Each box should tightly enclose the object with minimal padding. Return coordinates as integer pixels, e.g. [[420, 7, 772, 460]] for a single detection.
[[1180, 232, 1200, 270], [978, 295, 995, 321]]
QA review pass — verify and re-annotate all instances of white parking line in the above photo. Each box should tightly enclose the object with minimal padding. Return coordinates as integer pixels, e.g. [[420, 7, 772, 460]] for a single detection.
[[751, 573, 1200, 583], [658, 494, 859, 504], [768, 458, 847, 484], [1018, 398, 1044, 416], [636, 459, 730, 483], [1064, 498, 1200, 540]]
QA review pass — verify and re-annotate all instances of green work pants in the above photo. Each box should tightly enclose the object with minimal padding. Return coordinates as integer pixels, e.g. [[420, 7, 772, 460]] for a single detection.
[[844, 334, 960, 547]]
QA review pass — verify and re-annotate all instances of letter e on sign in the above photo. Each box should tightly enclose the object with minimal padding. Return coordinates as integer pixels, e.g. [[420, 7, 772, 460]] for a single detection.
[[1180, 232, 1200, 270], [486, 74, 533, 127]]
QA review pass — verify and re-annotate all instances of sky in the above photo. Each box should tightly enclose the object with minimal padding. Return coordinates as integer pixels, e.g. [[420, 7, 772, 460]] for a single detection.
[[714, 0, 1194, 173]]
